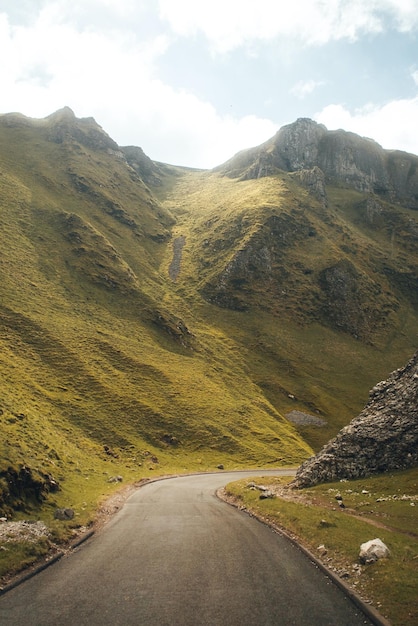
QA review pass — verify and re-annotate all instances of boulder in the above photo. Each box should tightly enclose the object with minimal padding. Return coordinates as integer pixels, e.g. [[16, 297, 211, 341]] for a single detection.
[[108, 475, 123, 483], [259, 490, 275, 500], [54, 508, 75, 521], [359, 538, 390, 564]]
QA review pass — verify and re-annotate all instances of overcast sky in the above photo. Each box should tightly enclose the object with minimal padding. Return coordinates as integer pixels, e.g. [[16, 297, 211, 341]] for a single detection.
[[1, 0, 418, 168]]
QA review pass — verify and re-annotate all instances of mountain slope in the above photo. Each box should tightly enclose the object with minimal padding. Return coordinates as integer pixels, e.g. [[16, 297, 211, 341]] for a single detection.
[[0, 110, 313, 519], [0, 110, 416, 522], [157, 164, 417, 441]]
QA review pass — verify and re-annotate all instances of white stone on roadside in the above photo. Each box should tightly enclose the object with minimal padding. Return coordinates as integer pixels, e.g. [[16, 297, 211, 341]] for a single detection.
[[359, 538, 390, 564], [317, 544, 328, 556]]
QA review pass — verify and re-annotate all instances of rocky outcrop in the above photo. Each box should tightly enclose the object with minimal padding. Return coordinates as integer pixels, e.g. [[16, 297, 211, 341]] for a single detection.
[[218, 118, 418, 208], [201, 212, 317, 310], [291, 166, 328, 207], [292, 351, 418, 488], [0, 466, 60, 517], [45, 107, 122, 153], [318, 259, 390, 340], [122, 145, 166, 186]]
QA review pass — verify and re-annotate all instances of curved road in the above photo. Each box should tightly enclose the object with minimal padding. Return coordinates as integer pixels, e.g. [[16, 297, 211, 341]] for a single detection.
[[0, 471, 374, 625]]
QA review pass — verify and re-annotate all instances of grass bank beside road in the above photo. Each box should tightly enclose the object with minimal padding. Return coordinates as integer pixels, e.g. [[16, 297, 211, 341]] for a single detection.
[[224, 468, 418, 626]]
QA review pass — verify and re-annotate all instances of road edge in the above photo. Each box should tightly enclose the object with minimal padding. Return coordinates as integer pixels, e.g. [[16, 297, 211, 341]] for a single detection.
[[0, 529, 94, 596], [216, 487, 392, 626]]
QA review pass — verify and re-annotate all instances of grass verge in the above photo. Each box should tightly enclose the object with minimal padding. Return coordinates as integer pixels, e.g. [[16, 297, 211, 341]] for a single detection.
[[224, 468, 418, 626]]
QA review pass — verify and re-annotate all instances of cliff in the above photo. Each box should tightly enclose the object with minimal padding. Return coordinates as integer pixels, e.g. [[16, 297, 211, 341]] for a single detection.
[[218, 118, 418, 209], [292, 351, 418, 487]]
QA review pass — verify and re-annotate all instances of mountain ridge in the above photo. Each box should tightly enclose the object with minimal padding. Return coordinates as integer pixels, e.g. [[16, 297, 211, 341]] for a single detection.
[[217, 117, 418, 209]]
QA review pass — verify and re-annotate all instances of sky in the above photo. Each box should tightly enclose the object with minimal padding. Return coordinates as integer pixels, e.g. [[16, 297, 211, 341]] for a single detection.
[[1, 0, 418, 168]]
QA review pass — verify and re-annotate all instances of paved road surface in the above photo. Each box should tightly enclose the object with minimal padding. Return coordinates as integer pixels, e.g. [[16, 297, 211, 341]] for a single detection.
[[0, 471, 374, 625]]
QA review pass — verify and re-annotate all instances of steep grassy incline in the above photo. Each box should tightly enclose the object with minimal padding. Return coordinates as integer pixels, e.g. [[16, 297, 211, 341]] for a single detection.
[[0, 109, 416, 527], [158, 169, 418, 449], [0, 112, 312, 521]]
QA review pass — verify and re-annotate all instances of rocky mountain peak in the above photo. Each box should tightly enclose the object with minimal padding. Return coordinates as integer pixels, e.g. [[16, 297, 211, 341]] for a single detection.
[[273, 118, 327, 171], [219, 118, 418, 208], [45, 106, 77, 121], [291, 351, 418, 488], [44, 107, 120, 152], [0, 107, 121, 154]]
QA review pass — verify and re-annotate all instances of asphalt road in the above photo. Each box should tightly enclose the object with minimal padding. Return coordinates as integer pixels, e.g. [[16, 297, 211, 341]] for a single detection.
[[0, 470, 374, 626]]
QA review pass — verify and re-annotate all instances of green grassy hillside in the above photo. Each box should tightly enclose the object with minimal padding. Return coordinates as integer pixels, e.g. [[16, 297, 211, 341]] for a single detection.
[[158, 169, 417, 447], [0, 112, 313, 528], [0, 110, 416, 531]]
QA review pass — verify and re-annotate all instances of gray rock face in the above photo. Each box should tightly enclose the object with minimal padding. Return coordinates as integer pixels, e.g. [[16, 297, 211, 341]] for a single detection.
[[292, 351, 418, 488], [274, 118, 328, 171], [219, 118, 418, 208], [122, 145, 165, 186], [292, 166, 328, 207], [359, 538, 390, 564]]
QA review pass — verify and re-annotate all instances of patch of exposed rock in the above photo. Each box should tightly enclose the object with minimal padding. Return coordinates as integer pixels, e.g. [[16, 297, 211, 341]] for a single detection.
[[201, 212, 317, 311], [0, 520, 51, 543], [168, 235, 186, 281], [0, 466, 59, 518], [122, 145, 166, 187], [286, 410, 327, 427], [291, 166, 328, 207], [292, 351, 418, 488], [318, 259, 389, 340]]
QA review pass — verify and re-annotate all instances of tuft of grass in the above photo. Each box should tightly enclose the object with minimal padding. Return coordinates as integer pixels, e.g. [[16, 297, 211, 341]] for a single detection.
[[0, 539, 52, 579], [225, 468, 418, 626]]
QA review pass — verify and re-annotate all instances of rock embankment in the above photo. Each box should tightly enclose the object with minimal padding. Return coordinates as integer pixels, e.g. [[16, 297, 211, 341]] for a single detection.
[[292, 351, 418, 488]]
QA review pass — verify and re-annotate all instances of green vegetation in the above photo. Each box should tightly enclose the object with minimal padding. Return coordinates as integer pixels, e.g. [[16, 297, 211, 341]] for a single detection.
[[0, 111, 416, 581], [0, 539, 52, 579], [225, 469, 418, 626]]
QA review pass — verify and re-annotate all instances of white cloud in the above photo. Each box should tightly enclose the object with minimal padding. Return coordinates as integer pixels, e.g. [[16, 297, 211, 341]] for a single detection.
[[158, 0, 418, 52], [15, 0, 145, 30], [315, 98, 418, 155], [0, 8, 277, 167], [290, 79, 325, 99], [102, 87, 277, 167], [1, 1, 417, 167]]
